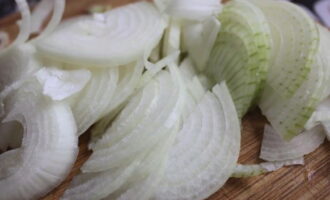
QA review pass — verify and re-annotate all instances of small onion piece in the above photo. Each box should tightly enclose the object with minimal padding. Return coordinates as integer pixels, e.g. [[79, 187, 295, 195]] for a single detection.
[[231, 158, 304, 178], [165, 0, 222, 21], [183, 16, 220, 71], [35, 67, 91, 101], [36, 2, 167, 67], [0, 80, 78, 200], [153, 82, 241, 200], [260, 125, 325, 161]]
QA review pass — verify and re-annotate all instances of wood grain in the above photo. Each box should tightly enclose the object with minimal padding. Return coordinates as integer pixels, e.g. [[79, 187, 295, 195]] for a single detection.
[[1, 0, 329, 200]]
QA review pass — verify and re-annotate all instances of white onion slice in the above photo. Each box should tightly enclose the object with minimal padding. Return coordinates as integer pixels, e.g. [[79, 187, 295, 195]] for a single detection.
[[31, 0, 65, 42], [89, 61, 144, 140], [30, 0, 53, 33], [36, 67, 91, 101], [260, 125, 325, 161], [8, 0, 31, 49], [231, 158, 304, 178], [69, 67, 118, 135], [0, 80, 78, 200], [183, 16, 220, 71], [0, 149, 22, 179], [83, 71, 181, 172], [36, 2, 167, 67], [153, 82, 240, 200], [165, 0, 222, 21]]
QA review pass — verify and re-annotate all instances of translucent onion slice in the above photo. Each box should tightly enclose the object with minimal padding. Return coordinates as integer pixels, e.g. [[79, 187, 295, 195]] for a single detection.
[[252, 0, 319, 98], [165, 0, 222, 21], [0, 31, 9, 49], [162, 19, 181, 59], [205, 0, 271, 118], [259, 24, 330, 140], [31, 0, 65, 41], [30, 0, 54, 33], [36, 67, 91, 101], [183, 16, 220, 71], [231, 158, 304, 178], [0, 80, 78, 200], [260, 125, 325, 161], [153, 83, 241, 200], [82, 71, 181, 172], [7, 0, 31, 49], [89, 61, 144, 141], [68, 67, 119, 135], [36, 2, 167, 67]]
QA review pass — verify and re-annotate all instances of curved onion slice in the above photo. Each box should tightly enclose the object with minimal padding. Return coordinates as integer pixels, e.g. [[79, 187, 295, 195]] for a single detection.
[[83, 70, 182, 172], [65, 66, 186, 199], [153, 83, 240, 200], [252, 0, 319, 98], [87, 61, 144, 139], [259, 23, 330, 140], [231, 158, 304, 178], [183, 16, 220, 71], [165, 0, 222, 21], [7, 0, 31, 49], [36, 67, 91, 101], [69, 67, 119, 135], [0, 80, 78, 200], [206, 0, 271, 118], [260, 125, 325, 161], [31, 0, 65, 41], [30, 0, 54, 33], [36, 2, 167, 67]]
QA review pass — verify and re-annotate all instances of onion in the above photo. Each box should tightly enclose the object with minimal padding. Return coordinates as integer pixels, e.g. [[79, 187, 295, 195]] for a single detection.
[[165, 0, 222, 21], [30, 0, 54, 34], [260, 125, 325, 161], [231, 158, 304, 178], [183, 16, 220, 71], [36, 2, 167, 67], [0, 80, 78, 200], [35, 67, 91, 101], [153, 83, 241, 200], [205, 0, 271, 118]]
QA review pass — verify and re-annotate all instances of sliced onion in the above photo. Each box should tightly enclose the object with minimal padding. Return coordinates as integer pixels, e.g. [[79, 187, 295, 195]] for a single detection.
[[35, 67, 91, 101], [83, 71, 181, 172], [36, 2, 167, 67], [231, 158, 304, 178], [162, 19, 181, 59], [260, 125, 325, 161], [0, 80, 78, 200], [183, 16, 220, 71], [68, 67, 119, 135], [153, 82, 240, 200], [206, 0, 271, 118], [31, 0, 65, 42], [30, 0, 53, 33], [89, 61, 144, 140], [7, 0, 31, 49], [253, 1, 330, 140], [165, 0, 222, 21]]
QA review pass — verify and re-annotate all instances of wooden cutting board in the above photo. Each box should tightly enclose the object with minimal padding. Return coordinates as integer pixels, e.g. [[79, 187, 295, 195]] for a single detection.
[[1, 0, 329, 199]]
